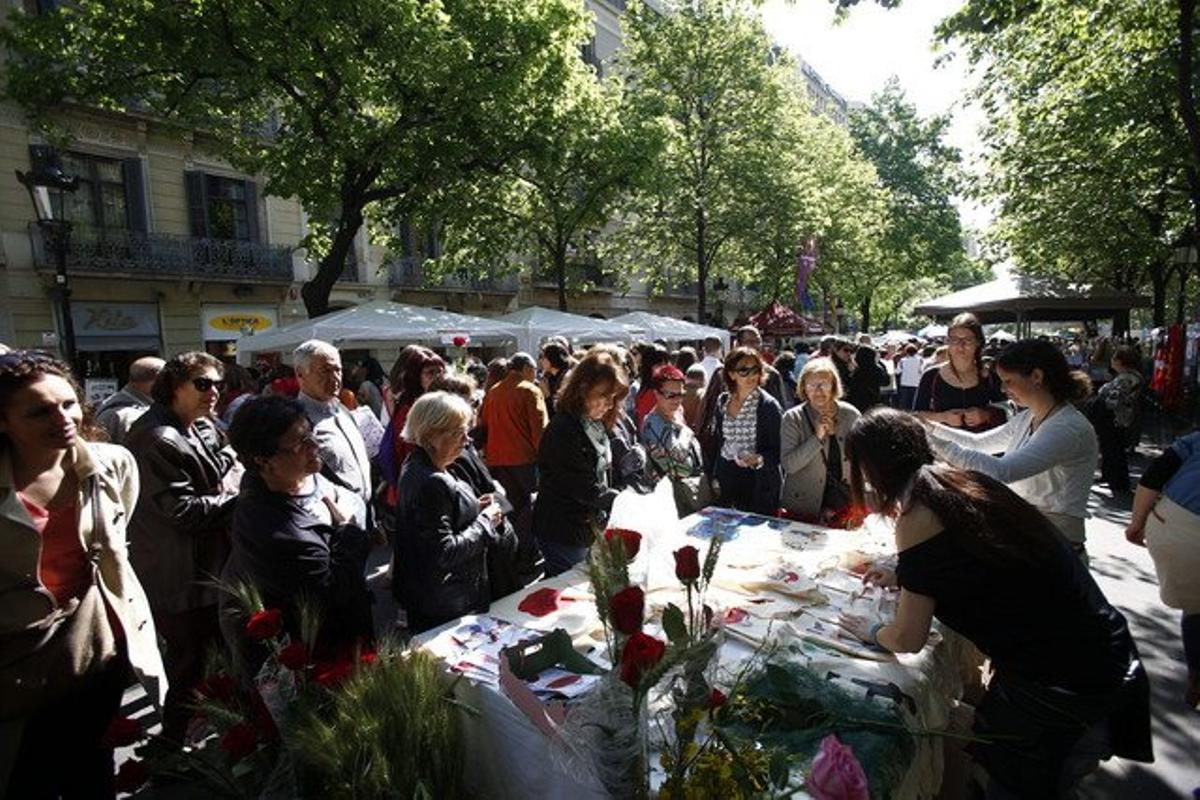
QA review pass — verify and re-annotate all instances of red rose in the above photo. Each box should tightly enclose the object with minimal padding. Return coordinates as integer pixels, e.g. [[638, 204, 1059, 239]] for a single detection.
[[708, 688, 727, 710], [604, 528, 642, 560], [102, 715, 144, 748], [114, 759, 149, 793], [196, 673, 237, 703], [277, 641, 308, 671], [360, 650, 379, 667], [219, 722, 258, 763], [245, 609, 284, 642], [453, 335, 469, 348], [619, 631, 666, 689], [314, 659, 355, 689], [673, 545, 701, 583], [608, 586, 645, 635]]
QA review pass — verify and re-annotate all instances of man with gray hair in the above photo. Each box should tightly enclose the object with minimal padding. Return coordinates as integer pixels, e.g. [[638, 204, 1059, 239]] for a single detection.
[[293, 340, 373, 525], [96, 355, 165, 444]]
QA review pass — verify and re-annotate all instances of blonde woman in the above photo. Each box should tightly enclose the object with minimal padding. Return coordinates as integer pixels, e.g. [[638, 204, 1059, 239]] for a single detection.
[[780, 357, 861, 525]]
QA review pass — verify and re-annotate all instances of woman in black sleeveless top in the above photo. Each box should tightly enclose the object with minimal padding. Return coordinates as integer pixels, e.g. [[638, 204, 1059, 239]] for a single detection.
[[837, 409, 1151, 798]]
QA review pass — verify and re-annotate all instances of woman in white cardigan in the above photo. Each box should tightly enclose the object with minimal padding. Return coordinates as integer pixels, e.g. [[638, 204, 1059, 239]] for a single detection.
[[925, 339, 1098, 555], [780, 357, 861, 525]]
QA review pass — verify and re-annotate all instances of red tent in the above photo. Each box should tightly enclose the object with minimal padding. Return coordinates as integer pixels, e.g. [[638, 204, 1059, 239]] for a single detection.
[[745, 301, 825, 337]]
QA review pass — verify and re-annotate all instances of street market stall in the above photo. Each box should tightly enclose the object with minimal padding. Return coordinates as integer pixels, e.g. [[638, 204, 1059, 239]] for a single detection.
[[610, 311, 731, 347], [747, 300, 826, 338], [496, 306, 643, 355], [417, 485, 962, 799], [233, 300, 521, 363]]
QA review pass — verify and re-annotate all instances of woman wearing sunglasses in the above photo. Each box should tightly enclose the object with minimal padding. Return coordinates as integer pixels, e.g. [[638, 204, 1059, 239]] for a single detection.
[[705, 347, 782, 515], [640, 364, 705, 514], [125, 351, 241, 744], [780, 357, 861, 526]]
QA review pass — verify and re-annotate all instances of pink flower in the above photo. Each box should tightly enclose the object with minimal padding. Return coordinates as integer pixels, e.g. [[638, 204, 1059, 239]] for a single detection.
[[808, 735, 869, 800]]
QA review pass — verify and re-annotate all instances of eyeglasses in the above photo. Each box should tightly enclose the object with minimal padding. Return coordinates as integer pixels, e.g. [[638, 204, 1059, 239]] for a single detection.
[[733, 366, 761, 377], [947, 336, 976, 348], [277, 432, 319, 454], [191, 377, 226, 392], [659, 390, 684, 400], [806, 380, 833, 392]]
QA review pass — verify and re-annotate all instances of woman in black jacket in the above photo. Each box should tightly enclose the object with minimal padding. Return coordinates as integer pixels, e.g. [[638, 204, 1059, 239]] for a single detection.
[[394, 391, 504, 633], [705, 347, 783, 516], [533, 349, 628, 576], [221, 396, 372, 674]]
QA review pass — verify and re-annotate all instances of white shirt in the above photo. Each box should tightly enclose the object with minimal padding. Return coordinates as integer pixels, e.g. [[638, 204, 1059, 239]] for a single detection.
[[699, 354, 723, 383], [898, 355, 924, 388], [927, 404, 1098, 523]]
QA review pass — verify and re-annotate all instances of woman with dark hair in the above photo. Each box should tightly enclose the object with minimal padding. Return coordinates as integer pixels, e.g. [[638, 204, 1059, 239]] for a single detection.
[[912, 312, 1006, 432], [632, 343, 671, 427], [924, 339, 1098, 554], [838, 408, 1151, 798], [354, 356, 387, 418], [705, 347, 782, 515], [125, 351, 240, 743], [1090, 346, 1143, 492], [533, 350, 628, 575], [395, 392, 504, 632], [640, 364, 705, 514], [384, 347, 445, 486], [0, 351, 165, 798], [537, 342, 572, 416], [217, 363, 256, 429], [845, 345, 887, 412], [221, 396, 372, 674]]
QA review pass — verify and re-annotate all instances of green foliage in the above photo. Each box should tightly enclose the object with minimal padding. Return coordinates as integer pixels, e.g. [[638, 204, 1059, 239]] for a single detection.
[[288, 648, 465, 799], [663, 603, 689, 646], [2, 0, 592, 317]]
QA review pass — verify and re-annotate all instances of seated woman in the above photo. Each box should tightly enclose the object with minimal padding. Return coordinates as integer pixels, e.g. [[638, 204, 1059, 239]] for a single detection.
[[639, 364, 705, 514], [223, 396, 372, 671], [839, 409, 1152, 797], [533, 349, 628, 576], [394, 391, 504, 633], [912, 313, 1006, 432], [924, 339, 1098, 554], [780, 357, 861, 526], [705, 347, 782, 516]]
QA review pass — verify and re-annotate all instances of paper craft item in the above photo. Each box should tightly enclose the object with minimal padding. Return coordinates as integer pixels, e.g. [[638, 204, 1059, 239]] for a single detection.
[[518, 587, 575, 617], [350, 406, 386, 458], [784, 616, 895, 663]]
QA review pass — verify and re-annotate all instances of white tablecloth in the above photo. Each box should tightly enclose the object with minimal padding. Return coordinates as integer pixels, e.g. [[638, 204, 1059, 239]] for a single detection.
[[418, 486, 962, 798]]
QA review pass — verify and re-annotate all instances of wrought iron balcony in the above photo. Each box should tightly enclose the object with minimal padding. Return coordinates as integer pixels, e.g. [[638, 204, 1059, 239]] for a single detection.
[[29, 223, 295, 282], [387, 256, 519, 293], [532, 259, 617, 291]]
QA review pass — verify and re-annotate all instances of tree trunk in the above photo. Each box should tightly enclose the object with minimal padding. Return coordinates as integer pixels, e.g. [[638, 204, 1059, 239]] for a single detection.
[[301, 206, 363, 318], [1178, 262, 1192, 324], [1151, 263, 1172, 327], [555, 247, 569, 312], [695, 205, 708, 322], [859, 296, 872, 334], [1177, 0, 1200, 237]]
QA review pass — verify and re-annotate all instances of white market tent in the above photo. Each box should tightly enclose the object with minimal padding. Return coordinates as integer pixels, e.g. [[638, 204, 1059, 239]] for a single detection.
[[609, 311, 731, 346], [496, 306, 642, 355], [234, 301, 521, 364], [917, 323, 948, 339]]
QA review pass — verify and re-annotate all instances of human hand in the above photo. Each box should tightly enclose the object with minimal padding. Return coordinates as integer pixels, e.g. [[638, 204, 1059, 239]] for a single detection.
[[837, 612, 881, 645], [940, 410, 965, 427], [861, 566, 897, 589], [1124, 521, 1146, 547], [478, 493, 494, 509], [963, 407, 987, 427], [321, 495, 347, 527]]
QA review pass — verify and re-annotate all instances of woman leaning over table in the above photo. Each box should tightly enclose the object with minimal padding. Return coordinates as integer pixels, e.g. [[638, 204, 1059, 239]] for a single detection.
[[1125, 430, 1200, 708], [838, 409, 1151, 799], [394, 392, 505, 634], [780, 357, 860, 526], [912, 312, 1006, 432], [0, 351, 165, 799], [923, 339, 1098, 557], [533, 350, 627, 576], [705, 346, 782, 516]]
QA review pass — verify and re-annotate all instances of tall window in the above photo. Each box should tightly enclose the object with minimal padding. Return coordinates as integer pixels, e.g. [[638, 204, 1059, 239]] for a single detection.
[[205, 176, 251, 240], [55, 153, 129, 231]]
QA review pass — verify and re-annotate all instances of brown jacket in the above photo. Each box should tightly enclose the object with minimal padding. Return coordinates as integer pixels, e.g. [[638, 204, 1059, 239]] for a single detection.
[[478, 373, 548, 467], [0, 441, 167, 705]]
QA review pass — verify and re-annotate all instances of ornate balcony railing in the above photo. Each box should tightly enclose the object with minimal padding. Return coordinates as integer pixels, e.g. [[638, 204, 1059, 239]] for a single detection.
[[29, 223, 295, 282], [387, 256, 519, 293]]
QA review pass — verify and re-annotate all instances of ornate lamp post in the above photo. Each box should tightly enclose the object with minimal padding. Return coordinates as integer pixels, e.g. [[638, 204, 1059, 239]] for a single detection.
[[16, 151, 80, 368]]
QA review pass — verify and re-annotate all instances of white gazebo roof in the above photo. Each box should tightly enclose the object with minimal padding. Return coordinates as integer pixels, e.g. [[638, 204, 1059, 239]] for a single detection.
[[496, 306, 642, 355]]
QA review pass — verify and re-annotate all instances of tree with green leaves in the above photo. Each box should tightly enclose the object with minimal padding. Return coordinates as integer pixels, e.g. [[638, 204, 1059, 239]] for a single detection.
[[2, 0, 592, 317], [846, 78, 980, 331], [427, 67, 663, 312]]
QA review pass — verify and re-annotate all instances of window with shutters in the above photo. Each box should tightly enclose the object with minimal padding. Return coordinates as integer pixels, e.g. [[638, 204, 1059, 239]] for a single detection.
[[205, 175, 251, 241], [53, 152, 130, 231]]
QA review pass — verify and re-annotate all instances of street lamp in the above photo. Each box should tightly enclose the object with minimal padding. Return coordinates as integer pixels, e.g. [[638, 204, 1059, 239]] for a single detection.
[[16, 149, 80, 369]]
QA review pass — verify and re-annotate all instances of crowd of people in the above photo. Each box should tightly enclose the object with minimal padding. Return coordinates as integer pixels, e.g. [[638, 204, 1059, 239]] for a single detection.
[[0, 310, 1194, 798]]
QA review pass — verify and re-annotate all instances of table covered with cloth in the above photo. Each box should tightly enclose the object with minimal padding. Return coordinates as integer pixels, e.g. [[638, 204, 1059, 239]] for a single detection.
[[416, 481, 967, 799]]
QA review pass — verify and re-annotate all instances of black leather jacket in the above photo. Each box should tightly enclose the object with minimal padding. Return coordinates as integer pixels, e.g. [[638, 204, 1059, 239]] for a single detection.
[[394, 447, 496, 632], [126, 403, 238, 613], [533, 412, 618, 548]]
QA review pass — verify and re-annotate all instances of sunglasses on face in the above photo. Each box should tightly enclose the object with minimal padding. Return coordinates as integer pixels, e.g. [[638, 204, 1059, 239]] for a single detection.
[[191, 377, 225, 392], [659, 390, 685, 400], [733, 366, 761, 377]]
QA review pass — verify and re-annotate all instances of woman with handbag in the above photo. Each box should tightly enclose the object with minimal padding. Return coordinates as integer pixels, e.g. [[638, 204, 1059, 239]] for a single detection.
[[0, 351, 165, 798], [704, 347, 783, 516], [640, 365, 706, 515], [780, 357, 861, 526]]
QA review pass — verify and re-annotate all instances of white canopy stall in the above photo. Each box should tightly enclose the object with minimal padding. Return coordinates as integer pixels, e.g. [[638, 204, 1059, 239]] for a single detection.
[[234, 301, 520, 364], [496, 306, 642, 355], [609, 311, 731, 346]]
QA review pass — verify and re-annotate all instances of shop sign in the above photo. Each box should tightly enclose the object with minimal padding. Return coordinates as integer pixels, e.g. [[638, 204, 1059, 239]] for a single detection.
[[84, 378, 119, 406], [71, 303, 160, 339], [202, 305, 279, 340]]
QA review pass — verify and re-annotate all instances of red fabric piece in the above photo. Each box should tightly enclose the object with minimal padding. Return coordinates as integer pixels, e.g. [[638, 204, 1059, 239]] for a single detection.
[[19, 494, 88, 606], [518, 587, 565, 617]]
